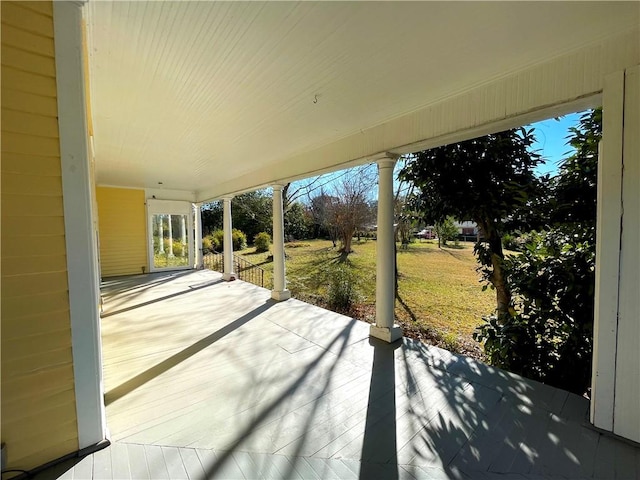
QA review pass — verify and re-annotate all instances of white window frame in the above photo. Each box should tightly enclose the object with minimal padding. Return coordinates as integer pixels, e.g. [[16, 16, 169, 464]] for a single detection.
[[147, 199, 195, 272]]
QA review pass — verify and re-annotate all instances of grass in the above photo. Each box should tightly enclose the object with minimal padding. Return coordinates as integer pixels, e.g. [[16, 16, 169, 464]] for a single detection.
[[154, 253, 190, 268], [236, 238, 495, 357]]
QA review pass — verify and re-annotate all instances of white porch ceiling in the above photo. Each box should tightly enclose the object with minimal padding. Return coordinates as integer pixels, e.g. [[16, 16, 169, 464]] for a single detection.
[[87, 1, 639, 200]]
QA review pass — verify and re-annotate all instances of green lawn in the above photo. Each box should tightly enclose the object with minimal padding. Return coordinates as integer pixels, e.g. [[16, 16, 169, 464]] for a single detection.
[[154, 253, 190, 269], [236, 239, 495, 358]]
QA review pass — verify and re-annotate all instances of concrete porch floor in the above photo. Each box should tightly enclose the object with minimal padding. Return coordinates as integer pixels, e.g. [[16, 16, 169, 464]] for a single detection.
[[35, 270, 639, 479]]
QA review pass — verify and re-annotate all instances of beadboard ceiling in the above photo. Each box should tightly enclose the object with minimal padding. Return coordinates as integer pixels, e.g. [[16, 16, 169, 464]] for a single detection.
[[86, 1, 638, 200]]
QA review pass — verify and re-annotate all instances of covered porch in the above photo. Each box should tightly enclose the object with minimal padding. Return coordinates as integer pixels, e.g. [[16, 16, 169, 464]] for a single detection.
[[2, 1, 639, 475], [37, 271, 640, 479]]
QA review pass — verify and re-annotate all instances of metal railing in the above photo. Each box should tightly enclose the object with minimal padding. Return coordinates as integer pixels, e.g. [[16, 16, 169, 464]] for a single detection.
[[203, 252, 268, 289]]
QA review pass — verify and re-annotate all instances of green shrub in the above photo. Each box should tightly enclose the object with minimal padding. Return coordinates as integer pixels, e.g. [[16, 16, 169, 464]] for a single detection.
[[474, 230, 595, 395], [212, 230, 224, 251], [326, 264, 360, 313], [211, 229, 247, 251], [202, 236, 214, 254], [254, 232, 271, 253], [232, 229, 247, 250], [172, 240, 185, 257]]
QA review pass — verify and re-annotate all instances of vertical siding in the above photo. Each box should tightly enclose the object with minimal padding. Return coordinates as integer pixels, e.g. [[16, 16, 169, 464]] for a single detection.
[[96, 187, 148, 277], [1, 0, 79, 471]]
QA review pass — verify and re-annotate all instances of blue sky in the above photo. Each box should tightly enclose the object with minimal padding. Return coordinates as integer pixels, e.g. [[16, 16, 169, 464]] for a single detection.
[[530, 112, 583, 176], [290, 110, 587, 201]]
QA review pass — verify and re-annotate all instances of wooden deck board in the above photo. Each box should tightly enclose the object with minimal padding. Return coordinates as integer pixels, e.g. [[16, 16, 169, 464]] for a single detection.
[[108, 442, 131, 480], [90, 446, 111, 480], [32, 270, 639, 479], [125, 443, 150, 479], [71, 453, 93, 479], [158, 446, 188, 480], [141, 445, 169, 480]]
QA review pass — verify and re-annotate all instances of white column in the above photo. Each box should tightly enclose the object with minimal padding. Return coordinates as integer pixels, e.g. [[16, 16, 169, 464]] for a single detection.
[[158, 215, 165, 253], [167, 214, 174, 257], [591, 66, 640, 444], [271, 184, 291, 301], [180, 215, 187, 257], [371, 156, 402, 343], [222, 197, 236, 281], [53, 0, 106, 447], [194, 203, 203, 268]]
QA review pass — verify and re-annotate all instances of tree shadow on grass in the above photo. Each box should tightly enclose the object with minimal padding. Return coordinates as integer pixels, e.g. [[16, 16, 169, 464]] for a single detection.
[[438, 247, 468, 262], [241, 248, 268, 257], [336, 250, 351, 264], [396, 291, 418, 323], [254, 258, 274, 267]]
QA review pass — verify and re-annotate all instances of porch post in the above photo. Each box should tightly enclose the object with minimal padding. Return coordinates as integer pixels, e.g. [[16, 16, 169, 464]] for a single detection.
[[53, 0, 106, 448], [371, 156, 402, 343], [180, 215, 187, 257], [194, 203, 203, 268], [271, 184, 291, 301], [167, 214, 174, 257], [222, 197, 236, 281], [158, 215, 165, 253], [591, 66, 640, 443]]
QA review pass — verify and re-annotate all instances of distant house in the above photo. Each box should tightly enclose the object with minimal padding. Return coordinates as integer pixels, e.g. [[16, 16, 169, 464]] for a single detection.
[[454, 221, 479, 237]]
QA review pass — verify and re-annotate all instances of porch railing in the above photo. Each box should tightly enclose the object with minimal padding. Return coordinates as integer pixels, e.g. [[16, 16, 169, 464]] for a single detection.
[[203, 252, 269, 289]]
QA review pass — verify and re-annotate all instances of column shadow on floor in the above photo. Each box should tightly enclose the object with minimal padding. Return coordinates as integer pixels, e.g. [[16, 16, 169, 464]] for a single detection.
[[359, 337, 402, 480], [104, 300, 273, 406]]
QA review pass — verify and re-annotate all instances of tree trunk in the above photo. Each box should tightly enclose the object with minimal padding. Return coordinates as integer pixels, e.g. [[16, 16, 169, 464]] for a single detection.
[[342, 230, 353, 253], [490, 251, 511, 322], [394, 240, 399, 297], [478, 220, 511, 323]]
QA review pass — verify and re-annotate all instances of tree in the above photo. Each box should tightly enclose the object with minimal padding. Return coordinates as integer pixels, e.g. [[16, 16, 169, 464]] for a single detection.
[[393, 159, 418, 247], [308, 190, 339, 243], [326, 165, 376, 254], [201, 190, 273, 245], [400, 128, 542, 321], [434, 217, 458, 247], [201, 202, 223, 235], [475, 109, 601, 395], [284, 202, 312, 240]]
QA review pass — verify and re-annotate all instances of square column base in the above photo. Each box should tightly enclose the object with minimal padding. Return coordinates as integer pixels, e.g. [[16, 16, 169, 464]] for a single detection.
[[271, 289, 291, 301], [223, 273, 237, 281], [370, 324, 403, 343]]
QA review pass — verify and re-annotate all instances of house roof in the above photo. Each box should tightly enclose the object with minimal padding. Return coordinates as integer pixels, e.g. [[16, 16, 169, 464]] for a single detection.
[[86, 1, 639, 201]]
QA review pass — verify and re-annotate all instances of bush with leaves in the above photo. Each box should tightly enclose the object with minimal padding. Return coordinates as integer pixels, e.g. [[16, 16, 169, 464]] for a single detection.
[[475, 231, 594, 394], [435, 216, 458, 247], [209, 229, 247, 251], [210, 230, 224, 251], [326, 264, 360, 314], [202, 236, 214, 254], [172, 241, 185, 257], [254, 232, 271, 253], [232, 229, 247, 250]]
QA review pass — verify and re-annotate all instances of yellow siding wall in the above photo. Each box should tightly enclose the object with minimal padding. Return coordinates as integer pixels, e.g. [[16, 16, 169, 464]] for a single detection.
[[96, 187, 148, 277], [1, 1, 79, 471]]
